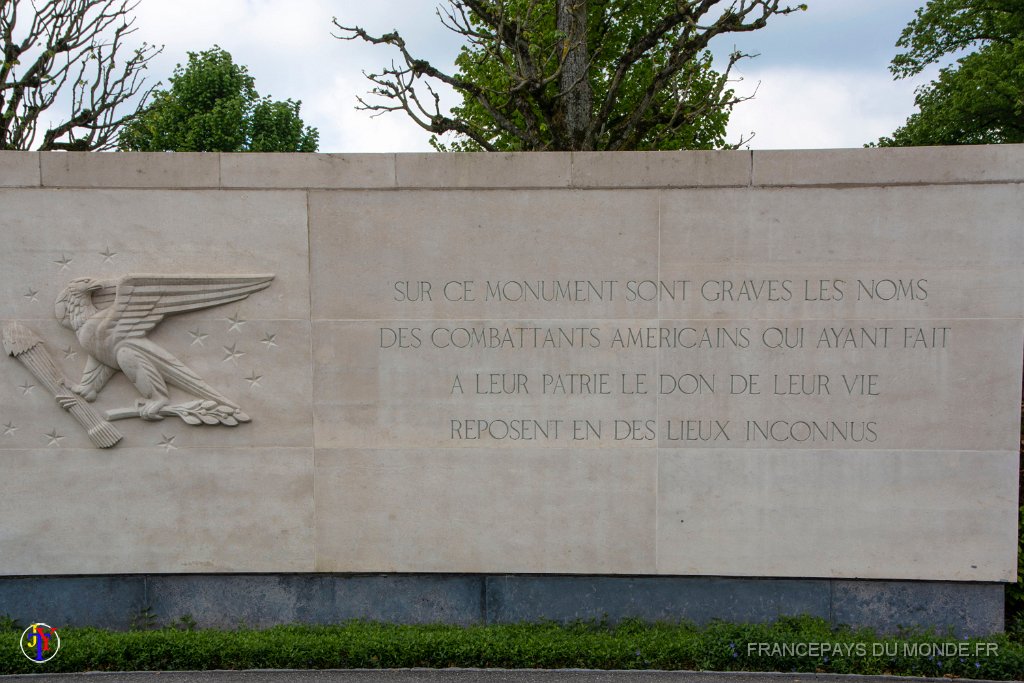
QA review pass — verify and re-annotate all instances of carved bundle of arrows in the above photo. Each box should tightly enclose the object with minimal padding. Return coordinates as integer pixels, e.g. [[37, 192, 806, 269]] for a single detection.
[[2, 322, 123, 448]]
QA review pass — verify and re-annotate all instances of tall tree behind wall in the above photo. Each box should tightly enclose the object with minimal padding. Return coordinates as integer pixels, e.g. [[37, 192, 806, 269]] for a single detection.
[[877, 0, 1024, 146], [334, 0, 806, 152], [119, 47, 318, 152]]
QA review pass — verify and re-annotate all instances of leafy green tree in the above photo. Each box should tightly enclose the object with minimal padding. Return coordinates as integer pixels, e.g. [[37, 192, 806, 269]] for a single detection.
[[878, 0, 1024, 146], [334, 1, 804, 152], [120, 47, 318, 152]]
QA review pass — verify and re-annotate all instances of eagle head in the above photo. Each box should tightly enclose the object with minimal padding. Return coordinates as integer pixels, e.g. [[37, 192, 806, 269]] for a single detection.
[[55, 277, 102, 331]]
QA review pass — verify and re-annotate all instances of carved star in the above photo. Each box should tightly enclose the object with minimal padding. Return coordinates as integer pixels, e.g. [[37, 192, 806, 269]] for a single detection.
[[2, 422, 17, 436], [225, 311, 246, 333], [99, 245, 118, 263], [44, 429, 64, 446], [157, 434, 177, 451], [62, 345, 78, 360], [243, 369, 263, 388], [222, 343, 245, 364], [23, 288, 39, 303], [259, 332, 278, 349], [18, 381, 35, 395], [54, 253, 73, 270], [188, 328, 208, 346]]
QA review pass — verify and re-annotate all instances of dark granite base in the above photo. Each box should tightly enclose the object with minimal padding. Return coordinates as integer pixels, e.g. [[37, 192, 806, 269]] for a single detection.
[[0, 575, 1004, 636]]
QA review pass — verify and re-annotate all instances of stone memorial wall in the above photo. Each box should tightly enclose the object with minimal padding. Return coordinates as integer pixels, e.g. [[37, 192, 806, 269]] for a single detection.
[[0, 147, 1021, 632]]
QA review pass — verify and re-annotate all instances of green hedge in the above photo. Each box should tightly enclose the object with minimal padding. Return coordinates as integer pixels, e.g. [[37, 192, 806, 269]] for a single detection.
[[2, 616, 1023, 679]]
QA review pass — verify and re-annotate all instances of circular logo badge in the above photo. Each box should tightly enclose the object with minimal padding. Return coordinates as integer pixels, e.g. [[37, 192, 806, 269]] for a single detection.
[[20, 623, 60, 663]]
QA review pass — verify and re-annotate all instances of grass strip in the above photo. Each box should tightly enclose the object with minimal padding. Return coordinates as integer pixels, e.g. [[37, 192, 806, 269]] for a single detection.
[[2, 616, 1022, 679]]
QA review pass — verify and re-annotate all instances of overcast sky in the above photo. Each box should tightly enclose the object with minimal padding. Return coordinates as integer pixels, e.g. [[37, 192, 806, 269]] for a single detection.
[[126, 0, 933, 152]]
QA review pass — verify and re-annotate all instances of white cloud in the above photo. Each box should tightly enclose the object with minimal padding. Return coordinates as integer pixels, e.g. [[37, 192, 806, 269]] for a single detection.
[[725, 66, 925, 149], [306, 74, 436, 152]]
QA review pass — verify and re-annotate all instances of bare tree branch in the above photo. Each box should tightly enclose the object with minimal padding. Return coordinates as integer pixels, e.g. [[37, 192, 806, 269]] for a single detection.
[[0, 0, 160, 150], [333, 14, 546, 148], [333, 0, 802, 151]]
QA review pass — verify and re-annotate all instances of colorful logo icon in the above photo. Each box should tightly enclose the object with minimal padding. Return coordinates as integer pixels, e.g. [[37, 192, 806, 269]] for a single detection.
[[20, 623, 60, 663]]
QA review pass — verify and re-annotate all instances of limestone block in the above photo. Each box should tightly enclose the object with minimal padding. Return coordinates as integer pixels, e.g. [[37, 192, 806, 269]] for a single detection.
[[41, 152, 220, 188], [0, 447, 314, 574], [656, 449, 1019, 581], [395, 152, 570, 188], [221, 153, 395, 189], [752, 144, 1024, 186], [571, 150, 750, 188], [0, 189, 313, 453], [314, 448, 657, 573], [659, 185, 1024, 268], [0, 152, 40, 187]]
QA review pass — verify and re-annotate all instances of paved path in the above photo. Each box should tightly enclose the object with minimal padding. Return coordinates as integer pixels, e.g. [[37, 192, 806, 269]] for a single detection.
[[0, 670, 1014, 683]]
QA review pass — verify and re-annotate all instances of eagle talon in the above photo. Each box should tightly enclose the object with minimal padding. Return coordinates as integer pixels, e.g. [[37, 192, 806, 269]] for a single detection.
[[71, 384, 98, 402], [139, 400, 167, 421]]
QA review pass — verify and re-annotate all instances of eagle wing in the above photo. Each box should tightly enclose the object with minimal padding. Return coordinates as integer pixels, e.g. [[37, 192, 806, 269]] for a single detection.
[[107, 274, 275, 343]]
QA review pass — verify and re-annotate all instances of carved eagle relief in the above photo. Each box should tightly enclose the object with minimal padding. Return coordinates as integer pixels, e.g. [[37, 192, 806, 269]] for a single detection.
[[54, 274, 274, 422]]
